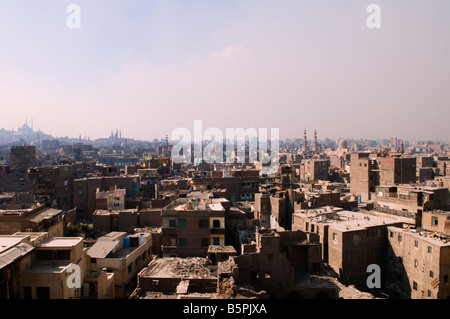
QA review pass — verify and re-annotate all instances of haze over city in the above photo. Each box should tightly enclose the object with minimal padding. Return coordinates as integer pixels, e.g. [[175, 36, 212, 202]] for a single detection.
[[1, 0, 449, 141]]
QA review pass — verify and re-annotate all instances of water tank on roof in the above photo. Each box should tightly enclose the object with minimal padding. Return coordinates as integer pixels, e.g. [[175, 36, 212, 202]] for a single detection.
[[123, 237, 130, 248]]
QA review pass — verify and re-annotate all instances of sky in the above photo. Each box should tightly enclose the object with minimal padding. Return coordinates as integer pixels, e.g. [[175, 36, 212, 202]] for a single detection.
[[0, 0, 449, 142]]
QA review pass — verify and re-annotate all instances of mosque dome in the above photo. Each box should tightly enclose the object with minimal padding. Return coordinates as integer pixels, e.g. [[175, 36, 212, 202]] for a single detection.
[[338, 139, 348, 149]]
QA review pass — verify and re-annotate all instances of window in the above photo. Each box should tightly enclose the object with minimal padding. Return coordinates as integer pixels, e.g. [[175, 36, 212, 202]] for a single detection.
[[179, 237, 186, 247], [201, 238, 209, 247], [389, 231, 393, 238], [178, 219, 186, 228], [428, 246, 432, 254], [430, 271, 434, 278], [199, 219, 208, 228], [169, 219, 177, 227], [444, 275, 449, 283], [428, 290, 432, 298], [413, 281, 418, 291], [414, 259, 418, 268], [333, 233, 338, 244], [398, 235, 402, 243], [353, 234, 360, 242], [213, 219, 221, 228], [311, 224, 315, 232], [414, 240, 418, 248], [213, 237, 220, 245], [305, 222, 309, 231], [90, 258, 97, 264], [432, 217, 438, 226]]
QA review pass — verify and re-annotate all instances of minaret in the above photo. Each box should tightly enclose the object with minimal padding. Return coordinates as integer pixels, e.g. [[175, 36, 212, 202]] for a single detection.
[[302, 129, 307, 153], [313, 129, 318, 153], [400, 140, 404, 154]]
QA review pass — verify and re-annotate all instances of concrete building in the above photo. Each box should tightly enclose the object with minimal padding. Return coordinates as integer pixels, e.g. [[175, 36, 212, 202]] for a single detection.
[[421, 210, 450, 236], [292, 209, 403, 289], [95, 187, 126, 210], [9, 146, 36, 174], [28, 163, 77, 211], [161, 196, 229, 257], [92, 208, 139, 234], [232, 228, 327, 298], [300, 158, 330, 182], [132, 257, 218, 298], [87, 231, 152, 298], [20, 237, 89, 299], [0, 204, 63, 236], [73, 175, 140, 220], [190, 169, 260, 202], [350, 153, 417, 202], [386, 227, 450, 299], [374, 185, 449, 227], [379, 157, 417, 186], [0, 235, 35, 299], [350, 153, 379, 202]]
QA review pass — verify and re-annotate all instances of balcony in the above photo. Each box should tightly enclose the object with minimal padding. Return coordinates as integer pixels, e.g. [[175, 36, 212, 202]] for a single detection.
[[210, 228, 225, 235]]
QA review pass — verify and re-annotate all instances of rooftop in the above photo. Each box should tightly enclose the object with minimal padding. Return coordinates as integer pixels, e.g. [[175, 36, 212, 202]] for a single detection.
[[0, 242, 34, 270], [26, 262, 72, 274], [294, 210, 401, 232], [388, 226, 450, 246], [141, 257, 216, 279], [24, 207, 62, 223], [39, 237, 83, 248]]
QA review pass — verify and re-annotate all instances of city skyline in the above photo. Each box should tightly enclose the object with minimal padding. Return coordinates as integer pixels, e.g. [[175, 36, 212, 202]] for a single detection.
[[0, 118, 449, 145], [1, 1, 449, 141]]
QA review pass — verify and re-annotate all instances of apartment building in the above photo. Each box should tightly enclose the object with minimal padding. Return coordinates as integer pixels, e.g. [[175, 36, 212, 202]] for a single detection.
[[374, 185, 449, 226], [386, 226, 450, 299], [87, 231, 152, 298], [161, 196, 228, 257], [292, 209, 403, 289], [73, 175, 140, 220], [0, 204, 63, 237]]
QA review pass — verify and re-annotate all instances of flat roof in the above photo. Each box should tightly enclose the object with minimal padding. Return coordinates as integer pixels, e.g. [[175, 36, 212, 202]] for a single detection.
[[207, 245, 237, 254], [142, 258, 216, 279], [24, 207, 62, 223], [388, 226, 450, 247], [39, 237, 83, 248], [294, 210, 401, 232], [26, 262, 71, 274]]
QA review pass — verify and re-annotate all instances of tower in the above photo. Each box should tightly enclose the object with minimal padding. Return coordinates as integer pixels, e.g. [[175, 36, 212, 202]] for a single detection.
[[302, 129, 307, 153], [313, 129, 318, 153]]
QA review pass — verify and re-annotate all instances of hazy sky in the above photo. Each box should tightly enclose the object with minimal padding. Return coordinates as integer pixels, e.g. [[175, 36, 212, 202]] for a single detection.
[[0, 0, 449, 142]]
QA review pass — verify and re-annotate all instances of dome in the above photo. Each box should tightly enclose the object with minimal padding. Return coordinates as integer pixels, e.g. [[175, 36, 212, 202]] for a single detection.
[[338, 139, 348, 149]]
